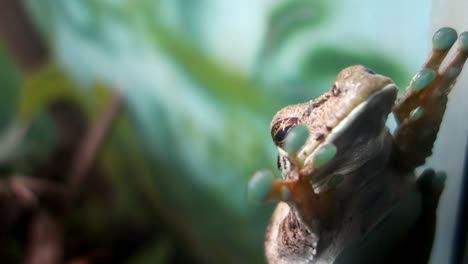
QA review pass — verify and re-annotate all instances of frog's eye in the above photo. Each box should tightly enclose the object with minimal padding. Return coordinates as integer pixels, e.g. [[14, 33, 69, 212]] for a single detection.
[[271, 117, 299, 146]]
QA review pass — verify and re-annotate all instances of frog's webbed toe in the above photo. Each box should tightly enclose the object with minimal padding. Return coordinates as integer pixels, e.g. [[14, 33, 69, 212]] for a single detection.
[[393, 28, 468, 169]]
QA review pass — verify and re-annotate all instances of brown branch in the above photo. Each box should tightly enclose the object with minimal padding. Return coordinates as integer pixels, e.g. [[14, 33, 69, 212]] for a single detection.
[[24, 211, 63, 264], [23, 91, 124, 264], [0, 176, 67, 208], [68, 92, 123, 194], [0, 0, 48, 72]]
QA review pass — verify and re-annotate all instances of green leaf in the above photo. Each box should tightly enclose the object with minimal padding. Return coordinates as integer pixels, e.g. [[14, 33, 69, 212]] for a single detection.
[[259, 0, 329, 62], [0, 40, 22, 130], [145, 24, 277, 114], [126, 238, 173, 264]]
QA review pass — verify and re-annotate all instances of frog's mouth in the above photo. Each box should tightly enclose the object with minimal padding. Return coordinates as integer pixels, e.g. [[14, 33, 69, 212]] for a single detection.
[[301, 83, 398, 189]]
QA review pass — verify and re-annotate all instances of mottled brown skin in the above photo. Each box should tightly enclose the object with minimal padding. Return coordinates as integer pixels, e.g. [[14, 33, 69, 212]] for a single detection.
[[266, 65, 413, 264], [271, 66, 393, 173], [264, 49, 466, 262], [265, 202, 317, 264]]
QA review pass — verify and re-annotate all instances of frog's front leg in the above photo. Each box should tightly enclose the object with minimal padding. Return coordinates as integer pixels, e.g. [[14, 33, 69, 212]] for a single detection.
[[393, 28, 468, 169]]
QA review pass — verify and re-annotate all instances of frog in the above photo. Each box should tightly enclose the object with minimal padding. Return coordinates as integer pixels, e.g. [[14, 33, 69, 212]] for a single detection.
[[247, 27, 468, 263]]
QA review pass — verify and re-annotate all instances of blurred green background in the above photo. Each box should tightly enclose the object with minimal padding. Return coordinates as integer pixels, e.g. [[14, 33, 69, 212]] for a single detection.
[[0, 0, 464, 263]]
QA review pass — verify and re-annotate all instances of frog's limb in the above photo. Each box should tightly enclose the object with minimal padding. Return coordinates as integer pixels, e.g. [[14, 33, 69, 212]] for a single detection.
[[247, 168, 336, 233], [417, 168, 446, 201], [248, 127, 339, 235], [256, 175, 337, 234], [381, 168, 446, 264], [415, 168, 446, 253], [393, 28, 468, 169]]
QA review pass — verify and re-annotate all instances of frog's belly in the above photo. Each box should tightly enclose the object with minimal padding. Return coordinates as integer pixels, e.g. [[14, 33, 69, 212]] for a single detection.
[[317, 169, 421, 264], [265, 169, 421, 264]]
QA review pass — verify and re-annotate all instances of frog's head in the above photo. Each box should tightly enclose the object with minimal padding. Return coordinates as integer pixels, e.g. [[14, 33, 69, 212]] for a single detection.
[[270, 65, 397, 191], [261, 66, 398, 263]]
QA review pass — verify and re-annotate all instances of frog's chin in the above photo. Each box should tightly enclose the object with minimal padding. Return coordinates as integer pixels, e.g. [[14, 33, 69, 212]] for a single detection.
[[304, 83, 398, 190]]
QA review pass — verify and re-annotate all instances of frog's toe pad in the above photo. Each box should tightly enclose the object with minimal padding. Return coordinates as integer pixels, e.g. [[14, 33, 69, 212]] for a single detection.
[[247, 170, 275, 203], [417, 168, 446, 194], [312, 143, 337, 169], [460, 31, 468, 52], [432, 27, 458, 50], [410, 69, 436, 91], [284, 124, 309, 154]]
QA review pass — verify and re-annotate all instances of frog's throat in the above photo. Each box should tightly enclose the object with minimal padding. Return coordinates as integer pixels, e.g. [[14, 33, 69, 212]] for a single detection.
[[301, 83, 397, 170]]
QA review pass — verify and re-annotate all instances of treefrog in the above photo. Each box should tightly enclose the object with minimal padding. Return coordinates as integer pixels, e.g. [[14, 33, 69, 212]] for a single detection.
[[248, 28, 468, 263]]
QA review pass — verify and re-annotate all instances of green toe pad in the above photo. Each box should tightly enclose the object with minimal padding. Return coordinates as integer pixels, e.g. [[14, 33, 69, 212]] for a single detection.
[[459, 31, 468, 52], [247, 170, 274, 203], [284, 124, 309, 154], [411, 68, 436, 91], [432, 27, 457, 50], [312, 143, 337, 169]]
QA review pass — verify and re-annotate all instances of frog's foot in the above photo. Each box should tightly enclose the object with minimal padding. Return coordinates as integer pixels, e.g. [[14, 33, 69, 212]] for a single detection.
[[412, 169, 446, 261], [382, 168, 446, 264], [416, 168, 446, 254], [417, 168, 446, 205], [393, 28, 468, 169], [247, 125, 337, 232]]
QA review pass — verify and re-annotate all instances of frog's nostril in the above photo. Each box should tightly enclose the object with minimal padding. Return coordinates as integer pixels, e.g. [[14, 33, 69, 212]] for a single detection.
[[364, 67, 376, 74], [332, 83, 341, 96]]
